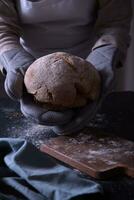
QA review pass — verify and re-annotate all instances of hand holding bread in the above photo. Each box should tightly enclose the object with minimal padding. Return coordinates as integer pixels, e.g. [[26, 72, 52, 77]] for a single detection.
[[24, 52, 101, 109]]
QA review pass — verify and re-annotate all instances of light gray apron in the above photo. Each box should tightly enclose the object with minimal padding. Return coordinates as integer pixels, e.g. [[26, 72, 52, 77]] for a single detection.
[[16, 0, 97, 58]]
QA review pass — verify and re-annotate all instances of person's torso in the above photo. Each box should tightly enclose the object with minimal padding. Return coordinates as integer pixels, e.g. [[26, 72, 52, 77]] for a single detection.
[[16, 0, 98, 58]]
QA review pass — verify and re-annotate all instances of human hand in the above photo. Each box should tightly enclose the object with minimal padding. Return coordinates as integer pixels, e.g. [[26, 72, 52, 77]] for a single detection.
[[20, 46, 119, 136], [87, 44, 119, 94], [51, 100, 101, 135], [0, 48, 35, 100], [20, 93, 74, 126], [51, 45, 120, 135]]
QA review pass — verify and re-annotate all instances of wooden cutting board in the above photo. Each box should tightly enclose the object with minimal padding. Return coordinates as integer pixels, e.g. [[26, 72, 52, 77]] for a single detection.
[[40, 129, 134, 179]]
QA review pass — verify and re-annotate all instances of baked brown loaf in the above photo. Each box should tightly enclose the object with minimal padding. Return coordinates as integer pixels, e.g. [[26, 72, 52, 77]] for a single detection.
[[24, 52, 101, 108]]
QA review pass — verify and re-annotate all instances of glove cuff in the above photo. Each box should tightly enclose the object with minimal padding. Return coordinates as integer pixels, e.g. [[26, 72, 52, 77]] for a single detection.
[[0, 47, 35, 75], [86, 45, 120, 92], [86, 45, 119, 70]]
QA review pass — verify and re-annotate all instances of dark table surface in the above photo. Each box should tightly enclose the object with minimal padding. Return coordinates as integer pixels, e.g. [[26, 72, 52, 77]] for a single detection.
[[0, 91, 134, 200]]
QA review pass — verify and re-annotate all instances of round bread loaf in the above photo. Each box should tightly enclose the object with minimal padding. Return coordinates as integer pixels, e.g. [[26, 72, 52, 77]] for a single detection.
[[24, 52, 101, 108]]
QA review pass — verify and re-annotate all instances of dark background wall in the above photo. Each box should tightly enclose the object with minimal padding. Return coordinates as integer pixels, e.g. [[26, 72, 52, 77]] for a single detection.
[[116, 0, 134, 91], [0, 73, 6, 98], [123, 0, 134, 91]]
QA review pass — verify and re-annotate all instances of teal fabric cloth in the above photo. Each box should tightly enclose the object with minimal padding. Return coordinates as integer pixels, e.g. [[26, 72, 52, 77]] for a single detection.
[[0, 138, 103, 200]]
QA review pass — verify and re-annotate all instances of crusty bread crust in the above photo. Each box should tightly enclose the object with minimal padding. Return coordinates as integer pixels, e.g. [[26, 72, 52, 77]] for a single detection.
[[24, 52, 101, 108]]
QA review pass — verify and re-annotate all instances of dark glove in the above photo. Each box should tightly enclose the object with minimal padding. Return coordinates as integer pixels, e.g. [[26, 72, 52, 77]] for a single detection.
[[51, 100, 99, 135], [0, 48, 74, 128], [51, 45, 120, 135], [20, 93, 74, 126], [87, 44, 119, 94], [0, 48, 35, 100]]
